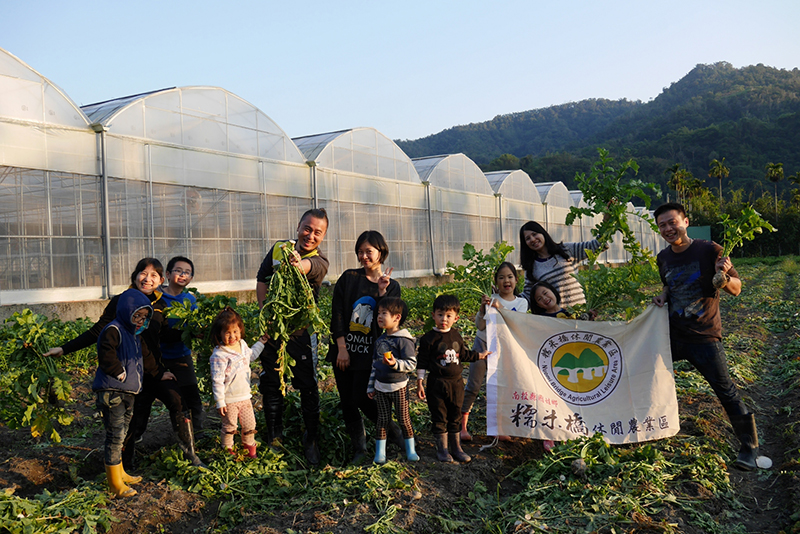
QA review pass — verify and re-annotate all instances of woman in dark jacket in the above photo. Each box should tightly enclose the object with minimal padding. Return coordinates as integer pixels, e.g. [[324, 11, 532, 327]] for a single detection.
[[328, 231, 401, 463]]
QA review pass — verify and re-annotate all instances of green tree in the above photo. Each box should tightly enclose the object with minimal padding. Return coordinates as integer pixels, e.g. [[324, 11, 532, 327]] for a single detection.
[[664, 163, 692, 204], [486, 153, 520, 171], [708, 158, 730, 205], [791, 188, 800, 209], [765, 162, 784, 220]]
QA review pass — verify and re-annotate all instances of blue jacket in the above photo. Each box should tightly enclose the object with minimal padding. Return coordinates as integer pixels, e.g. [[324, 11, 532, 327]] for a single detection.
[[92, 289, 153, 393], [367, 329, 416, 393]]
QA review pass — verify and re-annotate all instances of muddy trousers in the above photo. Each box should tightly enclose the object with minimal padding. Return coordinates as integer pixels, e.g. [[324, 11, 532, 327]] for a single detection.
[[96, 390, 135, 465]]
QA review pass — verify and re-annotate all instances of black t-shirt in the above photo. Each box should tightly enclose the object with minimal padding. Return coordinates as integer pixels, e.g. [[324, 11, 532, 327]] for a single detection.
[[657, 239, 738, 343], [256, 240, 329, 301], [417, 328, 481, 380]]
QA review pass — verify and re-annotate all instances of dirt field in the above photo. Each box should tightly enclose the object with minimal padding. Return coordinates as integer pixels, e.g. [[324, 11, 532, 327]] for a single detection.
[[1, 262, 799, 533]]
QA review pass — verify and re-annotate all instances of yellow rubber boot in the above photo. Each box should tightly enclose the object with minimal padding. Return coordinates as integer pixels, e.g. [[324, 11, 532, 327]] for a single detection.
[[105, 463, 137, 498], [120, 465, 142, 485]]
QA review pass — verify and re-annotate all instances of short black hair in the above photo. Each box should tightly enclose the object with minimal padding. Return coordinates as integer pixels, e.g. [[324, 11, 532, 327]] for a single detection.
[[654, 202, 687, 221], [167, 256, 194, 275], [299, 208, 329, 229], [355, 230, 389, 263], [432, 294, 460, 314], [130, 258, 164, 286], [378, 297, 408, 326]]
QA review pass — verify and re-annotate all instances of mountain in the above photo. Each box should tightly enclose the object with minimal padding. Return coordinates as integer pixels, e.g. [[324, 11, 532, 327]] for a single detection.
[[397, 98, 641, 164], [396, 62, 800, 199]]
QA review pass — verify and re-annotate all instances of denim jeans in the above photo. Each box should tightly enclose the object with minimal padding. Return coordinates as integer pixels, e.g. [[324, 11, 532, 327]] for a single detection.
[[96, 390, 135, 465], [670, 338, 748, 417]]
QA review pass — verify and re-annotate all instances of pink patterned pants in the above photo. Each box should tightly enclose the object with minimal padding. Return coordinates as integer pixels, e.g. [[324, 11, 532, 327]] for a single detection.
[[220, 399, 257, 448]]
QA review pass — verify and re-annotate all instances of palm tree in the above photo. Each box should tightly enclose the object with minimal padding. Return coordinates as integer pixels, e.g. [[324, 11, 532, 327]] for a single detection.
[[664, 164, 693, 205], [708, 158, 729, 206], [765, 162, 784, 220]]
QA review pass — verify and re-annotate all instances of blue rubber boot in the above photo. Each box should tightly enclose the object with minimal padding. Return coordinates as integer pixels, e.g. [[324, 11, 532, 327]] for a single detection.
[[374, 439, 387, 464], [404, 437, 420, 462]]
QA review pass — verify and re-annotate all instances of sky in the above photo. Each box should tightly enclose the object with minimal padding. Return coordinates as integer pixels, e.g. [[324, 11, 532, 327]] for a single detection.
[[4, 0, 800, 141]]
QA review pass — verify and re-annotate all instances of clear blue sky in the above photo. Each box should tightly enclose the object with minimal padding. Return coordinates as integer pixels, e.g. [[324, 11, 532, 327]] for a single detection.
[[5, 0, 799, 141]]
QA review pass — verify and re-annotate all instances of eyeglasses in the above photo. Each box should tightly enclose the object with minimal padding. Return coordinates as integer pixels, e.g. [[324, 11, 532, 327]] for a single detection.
[[170, 269, 193, 277], [132, 310, 150, 323]]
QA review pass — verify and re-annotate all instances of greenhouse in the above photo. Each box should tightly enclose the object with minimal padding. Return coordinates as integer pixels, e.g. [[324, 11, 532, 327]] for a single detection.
[[0, 46, 663, 307], [486, 170, 544, 245], [413, 154, 499, 273], [293, 128, 430, 277]]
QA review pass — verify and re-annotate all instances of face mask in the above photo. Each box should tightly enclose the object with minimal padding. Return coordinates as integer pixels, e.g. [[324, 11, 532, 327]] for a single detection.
[[134, 318, 150, 335]]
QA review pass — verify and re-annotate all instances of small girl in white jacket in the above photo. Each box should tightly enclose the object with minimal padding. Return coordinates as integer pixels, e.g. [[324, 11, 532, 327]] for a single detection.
[[209, 307, 268, 458]]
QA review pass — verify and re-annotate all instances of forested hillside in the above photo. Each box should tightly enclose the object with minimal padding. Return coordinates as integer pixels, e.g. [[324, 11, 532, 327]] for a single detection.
[[396, 62, 800, 203]]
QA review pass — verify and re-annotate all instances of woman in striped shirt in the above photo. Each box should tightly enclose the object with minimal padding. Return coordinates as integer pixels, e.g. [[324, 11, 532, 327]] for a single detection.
[[519, 221, 603, 309]]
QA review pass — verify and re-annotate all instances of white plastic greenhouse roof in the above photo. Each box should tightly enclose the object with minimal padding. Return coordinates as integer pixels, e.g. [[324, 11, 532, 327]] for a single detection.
[[535, 181, 572, 208], [293, 127, 421, 183], [485, 170, 541, 203], [81, 86, 306, 164], [569, 190, 588, 208], [82, 88, 172, 125], [0, 47, 89, 128], [413, 154, 494, 195]]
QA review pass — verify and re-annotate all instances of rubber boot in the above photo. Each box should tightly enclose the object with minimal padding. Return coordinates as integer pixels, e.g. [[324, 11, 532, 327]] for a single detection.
[[301, 388, 321, 466], [120, 464, 141, 485], [449, 432, 472, 463], [105, 463, 136, 498], [374, 439, 387, 464], [303, 431, 321, 466], [730, 413, 771, 470], [243, 443, 258, 459], [348, 419, 368, 465], [121, 441, 136, 473], [460, 412, 472, 442], [434, 433, 454, 463], [264, 393, 285, 446], [177, 417, 208, 469], [404, 437, 420, 462]]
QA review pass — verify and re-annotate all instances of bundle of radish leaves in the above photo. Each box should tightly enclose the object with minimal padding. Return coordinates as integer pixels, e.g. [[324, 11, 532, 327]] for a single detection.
[[714, 206, 776, 288], [258, 242, 329, 394]]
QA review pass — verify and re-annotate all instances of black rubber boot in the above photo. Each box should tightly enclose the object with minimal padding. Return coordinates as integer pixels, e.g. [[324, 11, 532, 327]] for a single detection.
[[264, 395, 285, 446], [448, 432, 472, 463], [301, 388, 321, 466], [347, 418, 367, 465], [435, 433, 454, 463], [121, 441, 136, 472], [730, 413, 764, 471], [177, 417, 208, 469], [303, 431, 320, 466]]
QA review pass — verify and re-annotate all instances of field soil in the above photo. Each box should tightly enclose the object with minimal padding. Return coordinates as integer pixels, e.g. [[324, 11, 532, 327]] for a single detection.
[[1, 266, 799, 533]]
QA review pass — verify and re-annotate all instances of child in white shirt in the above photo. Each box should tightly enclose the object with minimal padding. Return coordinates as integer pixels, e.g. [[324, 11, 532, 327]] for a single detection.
[[209, 307, 268, 458]]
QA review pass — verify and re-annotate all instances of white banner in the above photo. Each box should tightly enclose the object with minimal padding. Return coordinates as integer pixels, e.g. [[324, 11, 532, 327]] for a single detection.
[[486, 305, 679, 444]]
